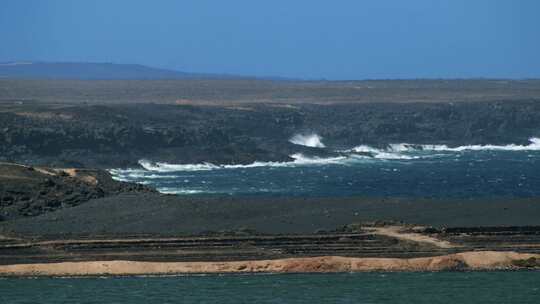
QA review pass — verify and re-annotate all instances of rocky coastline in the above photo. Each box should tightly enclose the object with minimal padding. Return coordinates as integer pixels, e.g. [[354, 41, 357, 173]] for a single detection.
[[2, 98, 540, 168], [0, 163, 155, 221], [1, 79, 540, 276]]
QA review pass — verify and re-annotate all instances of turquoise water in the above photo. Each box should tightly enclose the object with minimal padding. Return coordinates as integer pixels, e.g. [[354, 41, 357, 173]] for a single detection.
[[2, 272, 540, 303]]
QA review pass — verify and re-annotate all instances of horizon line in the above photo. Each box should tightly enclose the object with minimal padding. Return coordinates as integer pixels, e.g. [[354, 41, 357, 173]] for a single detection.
[[1, 60, 539, 82]]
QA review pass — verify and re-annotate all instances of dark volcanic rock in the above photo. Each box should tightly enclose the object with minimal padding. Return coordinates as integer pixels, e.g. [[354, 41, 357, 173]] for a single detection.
[[0, 163, 155, 220], [1, 101, 540, 168]]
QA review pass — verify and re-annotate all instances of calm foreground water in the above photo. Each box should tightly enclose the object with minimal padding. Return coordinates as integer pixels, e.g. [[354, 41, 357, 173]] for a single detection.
[[1, 272, 539, 303]]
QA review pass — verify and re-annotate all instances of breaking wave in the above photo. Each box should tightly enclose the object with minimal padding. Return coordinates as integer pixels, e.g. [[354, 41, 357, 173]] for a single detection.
[[289, 133, 326, 148], [347, 145, 416, 160], [157, 188, 208, 195], [109, 138, 540, 177], [108, 169, 180, 179], [107, 137, 540, 197], [138, 154, 349, 172], [350, 137, 540, 154], [389, 137, 540, 152]]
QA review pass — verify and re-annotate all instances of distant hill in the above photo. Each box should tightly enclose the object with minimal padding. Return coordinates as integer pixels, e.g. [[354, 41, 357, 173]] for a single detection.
[[0, 62, 240, 80]]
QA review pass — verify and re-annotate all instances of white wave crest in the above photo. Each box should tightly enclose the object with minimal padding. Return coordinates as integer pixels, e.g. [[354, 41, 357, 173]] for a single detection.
[[289, 153, 348, 165], [113, 138, 540, 176], [289, 133, 326, 148], [349, 145, 384, 154], [157, 188, 208, 195], [109, 168, 147, 175], [138, 154, 348, 172], [348, 145, 416, 160], [349, 137, 540, 156], [373, 152, 416, 160], [109, 167, 188, 181], [138, 159, 219, 171], [388, 137, 540, 152]]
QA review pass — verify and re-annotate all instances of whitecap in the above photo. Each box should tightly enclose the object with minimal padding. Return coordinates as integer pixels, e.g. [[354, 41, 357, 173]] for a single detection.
[[349, 145, 381, 154], [416, 137, 540, 152], [157, 188, 208, 195], [373, 152, 416, 160], [138, 159, 220, 171], [109, 138, 540, 178], [136, 154, 349, 173], [347, 137, 540, 157], [289, 133, 326, 148], [347, 145, 416, 160]]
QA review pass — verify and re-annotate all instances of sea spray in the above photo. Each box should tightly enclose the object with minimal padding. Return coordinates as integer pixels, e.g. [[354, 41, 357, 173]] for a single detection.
[[289, 133, 326, 148]]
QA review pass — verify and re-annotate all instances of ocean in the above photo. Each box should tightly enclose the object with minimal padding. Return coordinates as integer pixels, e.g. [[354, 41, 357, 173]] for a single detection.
[[110, 136, 540, 198], [1, 272, 539, 303]]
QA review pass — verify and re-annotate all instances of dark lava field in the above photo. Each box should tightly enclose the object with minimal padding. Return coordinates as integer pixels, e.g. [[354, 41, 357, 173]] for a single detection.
[[1, 79, 540, 168]]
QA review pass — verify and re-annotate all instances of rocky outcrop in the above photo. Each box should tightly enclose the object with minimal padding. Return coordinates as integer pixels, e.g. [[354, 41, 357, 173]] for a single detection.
[[1, 101, 540, 168], [0, 163, 155, 220]]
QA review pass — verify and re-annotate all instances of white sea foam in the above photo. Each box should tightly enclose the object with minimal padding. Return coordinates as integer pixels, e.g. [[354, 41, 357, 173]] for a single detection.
[[288, 153, 348, 165], [157, 188, 207, 195], [289, 133, 326, 148], [373, 152, 416, 160], [349, 137, 540, 155], [348, 145, 381, 154], [387, 137, 540, 152], [111, 138, 540, 177], [109, 168, 147, 175], [348, 145, 416, 160], [111, 172, 180, 180], [137, 154, 349, 172], [345, 138, 540, 159], [138, 159, 220, 171], [110, 176, 130, 182], [108, 167, 182, 182]]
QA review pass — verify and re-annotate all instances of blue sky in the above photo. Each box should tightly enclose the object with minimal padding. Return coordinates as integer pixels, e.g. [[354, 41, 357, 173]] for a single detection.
[[1, 0, 539, 79]]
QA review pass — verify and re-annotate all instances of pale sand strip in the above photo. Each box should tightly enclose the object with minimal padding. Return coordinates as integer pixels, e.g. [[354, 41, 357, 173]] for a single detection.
[[0, 251, 538, 277], [367, 226, 457, 248]]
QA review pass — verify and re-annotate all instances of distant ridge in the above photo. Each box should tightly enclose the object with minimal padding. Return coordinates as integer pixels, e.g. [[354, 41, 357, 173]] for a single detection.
[[0, 61, 244, 80]]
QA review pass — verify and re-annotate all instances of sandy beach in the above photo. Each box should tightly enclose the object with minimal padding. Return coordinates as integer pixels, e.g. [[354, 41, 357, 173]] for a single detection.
[[1, 251, 538, 276]]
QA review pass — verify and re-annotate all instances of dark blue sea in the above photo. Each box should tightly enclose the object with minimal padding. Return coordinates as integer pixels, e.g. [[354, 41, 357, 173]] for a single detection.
[[111, 137, 540, 198]]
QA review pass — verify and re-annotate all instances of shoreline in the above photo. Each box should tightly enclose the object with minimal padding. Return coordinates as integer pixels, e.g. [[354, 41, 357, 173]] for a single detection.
[[1, 251, 539, 277], [3, 96, 540, 169]]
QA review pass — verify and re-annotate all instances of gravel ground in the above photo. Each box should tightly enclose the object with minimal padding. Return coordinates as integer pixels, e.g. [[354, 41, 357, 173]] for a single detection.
[[2, 193, 539, 237]]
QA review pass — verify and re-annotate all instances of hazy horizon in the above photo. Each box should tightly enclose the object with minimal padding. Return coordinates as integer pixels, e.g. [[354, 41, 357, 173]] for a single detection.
[[1, 0, 539, 80], [3, 60, 540, 81]]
